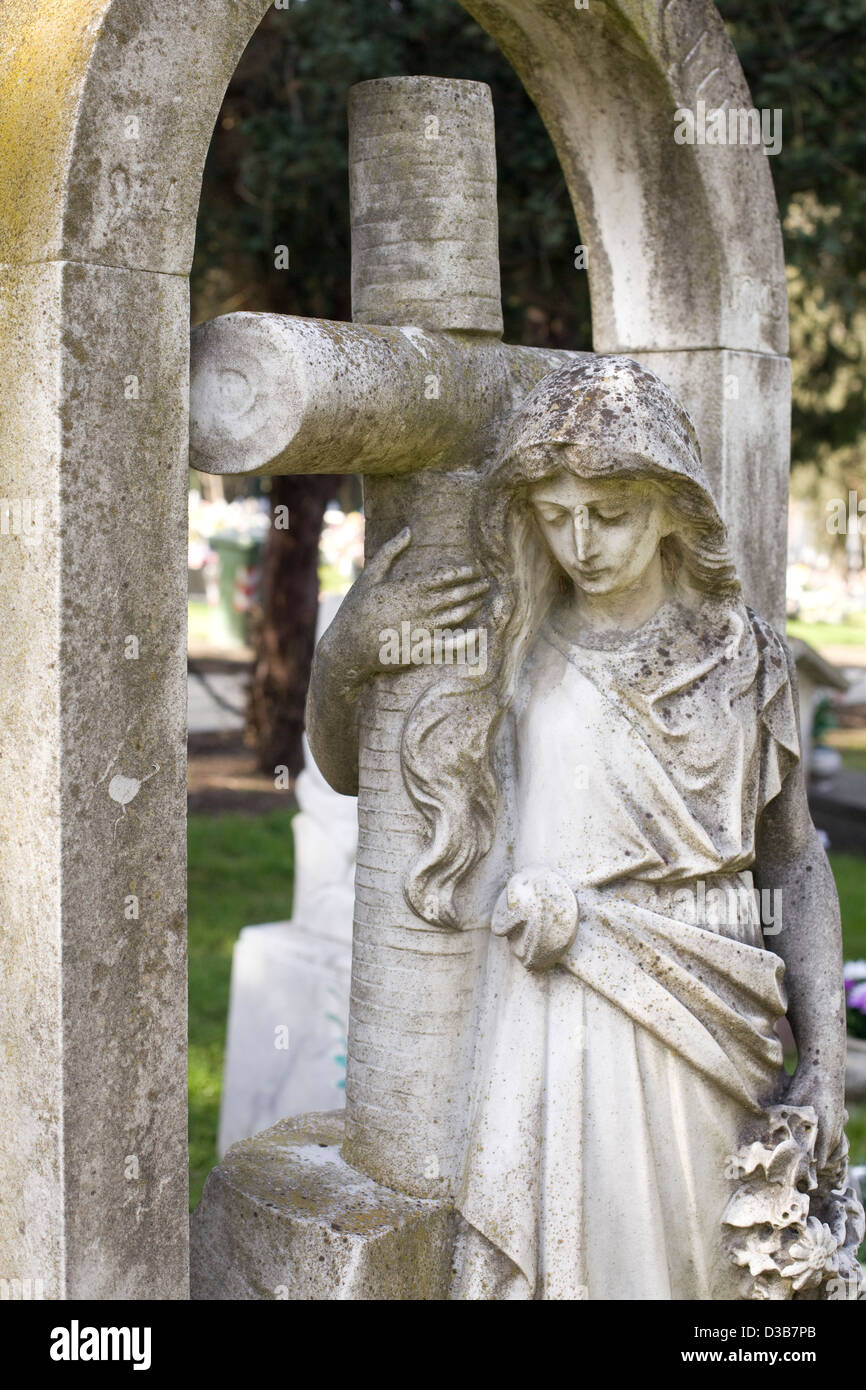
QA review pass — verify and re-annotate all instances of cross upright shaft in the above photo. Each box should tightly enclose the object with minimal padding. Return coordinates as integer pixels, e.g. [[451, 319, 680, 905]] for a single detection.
[[190, 76, 582, 1198], [348, 76, 503, 336]]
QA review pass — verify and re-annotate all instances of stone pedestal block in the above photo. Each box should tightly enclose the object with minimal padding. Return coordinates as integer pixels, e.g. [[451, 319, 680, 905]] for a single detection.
[[190, 1113, 454, 1300]]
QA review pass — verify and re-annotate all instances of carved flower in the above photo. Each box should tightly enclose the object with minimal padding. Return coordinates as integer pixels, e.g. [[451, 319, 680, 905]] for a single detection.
[[723, 1181, 808, 1231], [780, 1218, 840, 1291], [724, 1105, 864, 1300], [729, 1224, 785, 1278]]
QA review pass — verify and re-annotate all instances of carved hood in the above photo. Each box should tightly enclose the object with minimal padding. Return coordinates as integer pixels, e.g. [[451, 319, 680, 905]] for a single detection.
[[499, 355, 726, 533]]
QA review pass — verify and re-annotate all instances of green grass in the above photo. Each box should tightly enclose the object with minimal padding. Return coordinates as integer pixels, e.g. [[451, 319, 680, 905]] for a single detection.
[[787, 614, 866, 648], [188, 810, 295, 1209], [847, 1103, 866, 1160], [188, 599, 213, 647], [830, 853, 866, 961], [318, 562, 352, 595]]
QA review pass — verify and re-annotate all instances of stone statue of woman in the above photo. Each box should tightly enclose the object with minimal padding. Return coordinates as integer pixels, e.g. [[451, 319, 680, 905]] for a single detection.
[[307, 356, 863, 1301]]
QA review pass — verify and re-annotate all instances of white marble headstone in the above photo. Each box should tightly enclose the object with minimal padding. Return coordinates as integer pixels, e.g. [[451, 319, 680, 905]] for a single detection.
[[217, 594, 356, 1155]]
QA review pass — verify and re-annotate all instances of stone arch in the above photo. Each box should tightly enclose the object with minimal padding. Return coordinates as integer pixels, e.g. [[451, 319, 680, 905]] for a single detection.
[[0, 0, 787, 346], [0, 0, 788, 1297]]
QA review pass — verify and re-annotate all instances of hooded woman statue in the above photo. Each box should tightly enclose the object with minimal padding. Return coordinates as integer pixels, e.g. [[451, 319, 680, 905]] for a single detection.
[[308, 356, 863, 1301]]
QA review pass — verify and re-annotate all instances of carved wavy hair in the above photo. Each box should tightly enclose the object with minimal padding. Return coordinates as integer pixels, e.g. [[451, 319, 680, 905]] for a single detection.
[[399, 441, 740, 930]]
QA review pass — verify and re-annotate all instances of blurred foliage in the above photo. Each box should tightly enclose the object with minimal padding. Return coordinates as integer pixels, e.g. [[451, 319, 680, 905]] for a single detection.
[[191, 0, 865, 498], [717, 1, 866, 554], [811, 693, 837, 744], [191, 0, 591, 348]]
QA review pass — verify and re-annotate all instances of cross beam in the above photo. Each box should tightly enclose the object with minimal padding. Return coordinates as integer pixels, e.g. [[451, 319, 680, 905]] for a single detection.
[[190, 314, 578, 478]]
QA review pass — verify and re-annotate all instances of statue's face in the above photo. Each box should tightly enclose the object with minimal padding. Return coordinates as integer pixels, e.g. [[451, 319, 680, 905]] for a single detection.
[[529, 471, 671, 596]]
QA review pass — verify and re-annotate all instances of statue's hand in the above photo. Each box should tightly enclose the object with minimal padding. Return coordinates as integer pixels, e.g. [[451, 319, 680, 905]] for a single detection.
[[779, 1066, 846, 1170], [340, 527, 491, 682], [491, 865, 579, 972]]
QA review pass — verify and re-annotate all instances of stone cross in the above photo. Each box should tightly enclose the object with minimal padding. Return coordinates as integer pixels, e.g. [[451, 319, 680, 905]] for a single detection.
[[190, 76, 583, 1198]]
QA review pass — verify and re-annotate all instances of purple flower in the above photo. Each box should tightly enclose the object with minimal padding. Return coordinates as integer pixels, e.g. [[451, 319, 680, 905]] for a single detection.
[[848, 982, 866, 1014]]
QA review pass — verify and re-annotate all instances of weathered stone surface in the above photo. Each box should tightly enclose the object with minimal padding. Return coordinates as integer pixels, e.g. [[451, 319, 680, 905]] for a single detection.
[[190, 313, 581, 476], [191, 81, 589, 1201], [0, 262, 64, 1299], [0, 0, 271, 273], [189, 58, 854, 1295], [0, 0, 276, 1302], [634, 349, 791, 627], [0, 260, 189, 1299], [349, 76, 502, 335], [310, 354, 861, 1299], [462, 0, 787, 356], [192, 55, 792, 1207], [190, 1113, 454, 1300], [0, 1, 787, 352]]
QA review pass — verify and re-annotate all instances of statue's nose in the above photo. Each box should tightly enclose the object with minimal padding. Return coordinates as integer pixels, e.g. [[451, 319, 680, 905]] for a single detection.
[[573, 515, 597, 561]]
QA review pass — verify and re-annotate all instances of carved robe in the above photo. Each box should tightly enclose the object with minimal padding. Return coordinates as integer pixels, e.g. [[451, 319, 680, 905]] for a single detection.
[[453, 595, 801, 1300]]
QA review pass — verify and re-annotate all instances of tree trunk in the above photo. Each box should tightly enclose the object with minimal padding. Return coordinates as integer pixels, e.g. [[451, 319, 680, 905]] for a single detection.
[[245, 475, 337, 777]]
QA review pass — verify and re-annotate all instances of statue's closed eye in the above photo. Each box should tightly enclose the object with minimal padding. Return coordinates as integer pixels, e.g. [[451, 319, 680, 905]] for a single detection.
[[536, 506, 627, 526]]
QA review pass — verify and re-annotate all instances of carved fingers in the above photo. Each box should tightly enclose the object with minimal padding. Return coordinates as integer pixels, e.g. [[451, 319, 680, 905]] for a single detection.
[[781, 1070, 846, 1170], [364, 539, 491, 621], [491, 865, 579, 972], [418, 567, 490, 623], [378, 570, 490, 638], [426, 565, 486, 590], [365, 526, 413, 581], [351, 535, 491, 676], [427, 586, 490, 629]]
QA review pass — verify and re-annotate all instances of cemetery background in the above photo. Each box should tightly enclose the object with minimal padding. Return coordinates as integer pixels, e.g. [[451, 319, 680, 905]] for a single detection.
[[183, 0, 866, 1217]]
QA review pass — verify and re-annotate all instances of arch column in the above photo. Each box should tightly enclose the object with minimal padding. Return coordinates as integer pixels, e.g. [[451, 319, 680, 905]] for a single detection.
[[0, 0, 274, 1302]]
